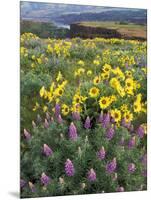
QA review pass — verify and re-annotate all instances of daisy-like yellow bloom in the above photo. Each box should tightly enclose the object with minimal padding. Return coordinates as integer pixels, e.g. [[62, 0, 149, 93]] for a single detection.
[[102, 64, 111, 73], [109, 95, 117, 103], [43, 106, 48, 112], [87, 70, 92, 76], [125, 70, 132, 78], [101, 72, 110, 80], [117, 85, 126, 97], [133, 101, 142, 113], [112, 67, 125, 80], [125, 78, 134, 88], [99, 96, 111, 109], [40, 86, 47, 98], [54, 87, 64, 97], [93, 59, 100, 66], [89, 87, 100, 98], [47, 44, 53, 54], [110, 77, 120, 89], [56, 71, 63, 82], [136, 93, 142, 102], [47, 91, 53, 102], [31, 63, 36, 68], [32, 55, 36, 60], [123, 111, 133, 123], [62, 104, 70, 116], [77, 60, 85, 66], [71, 103, 82, 113], [78, 68, 85, 75], [37, 57, 42, 64], [73, 94, 82, 104], [111, 109, 121, 123], [74, 68, 85, 77], [120, 104, 128, 112], [93, 76, 101, 85]]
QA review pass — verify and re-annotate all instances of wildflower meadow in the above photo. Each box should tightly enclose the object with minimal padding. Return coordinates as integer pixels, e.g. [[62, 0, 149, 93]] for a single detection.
[[20, 32, 147, 198]]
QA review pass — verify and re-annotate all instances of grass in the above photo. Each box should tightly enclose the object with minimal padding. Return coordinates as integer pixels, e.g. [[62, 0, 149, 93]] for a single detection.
[[75, 21, 147, 40]]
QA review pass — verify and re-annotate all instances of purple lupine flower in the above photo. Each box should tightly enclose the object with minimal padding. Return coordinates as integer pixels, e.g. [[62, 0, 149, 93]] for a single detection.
[[40, 172, 50, 186], [128, 163, 136, 173], [43, 144, 53, 157], [72, 112, 80, 121], [44, 118, 49, 128], [84, 116, 91, 129], [106, 158, 117, 173], [102, 112, 110, 128], [128, 136, 136, 149], [23, 129, 31, 140], [98, 111, 104, 123], [116, 186, 124, 192], [121, 118, 131, 129], [57, 114, 63, 124], [55, 103, 60, 118], [137, 125, 145, 138], [97, 146, 106, 160], [87, 168, 96, 182], [106, 126, 115, 140], [68, 122, 78, 141], [20, 179, 26, 189], [65, 159, 75, 176], [29, 182, 35, 193]]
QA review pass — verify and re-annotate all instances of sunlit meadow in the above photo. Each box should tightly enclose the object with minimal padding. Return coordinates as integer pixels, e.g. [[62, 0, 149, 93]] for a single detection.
[[20, 32, 147, 198]]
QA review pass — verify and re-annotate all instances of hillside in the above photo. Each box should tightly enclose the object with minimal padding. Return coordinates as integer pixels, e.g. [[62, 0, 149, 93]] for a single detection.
[[21, 2, 147, 25], [20, 20, 70, 38], [70, 22, 147, 40]]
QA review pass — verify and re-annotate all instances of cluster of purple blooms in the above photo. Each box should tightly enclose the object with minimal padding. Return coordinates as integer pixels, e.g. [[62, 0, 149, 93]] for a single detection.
[[22, 106, 146, 193], [87, 168, 96, 182], [40, 173, 50, 186], [106, 158, 117, 174], [97, 146, 106, 160], [68, 122, 78, 140], [65, 159, 75, 176]]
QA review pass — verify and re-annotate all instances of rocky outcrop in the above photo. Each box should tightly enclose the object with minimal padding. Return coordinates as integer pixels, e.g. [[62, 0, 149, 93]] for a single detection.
[[70, 23, 146, 40]]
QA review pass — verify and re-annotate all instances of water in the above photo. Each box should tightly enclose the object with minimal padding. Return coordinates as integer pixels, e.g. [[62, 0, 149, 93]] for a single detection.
[[53, 21, 70, 29]]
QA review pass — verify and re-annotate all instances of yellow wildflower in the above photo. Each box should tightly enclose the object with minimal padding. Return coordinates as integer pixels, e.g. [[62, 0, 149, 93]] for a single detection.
[[102, 64, 111, 73], [87, 70, 92, 76], [62, 104, 70, 116], [123, 111, 133, 123], [89, 87, 100, 98], [43, 106, 48, 112], [111, 109, 121, 122], [40, 86, 47, 98], [93, 59, 100, 66], [99, 96, 111, 109], [93, 76, 101, 85]]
